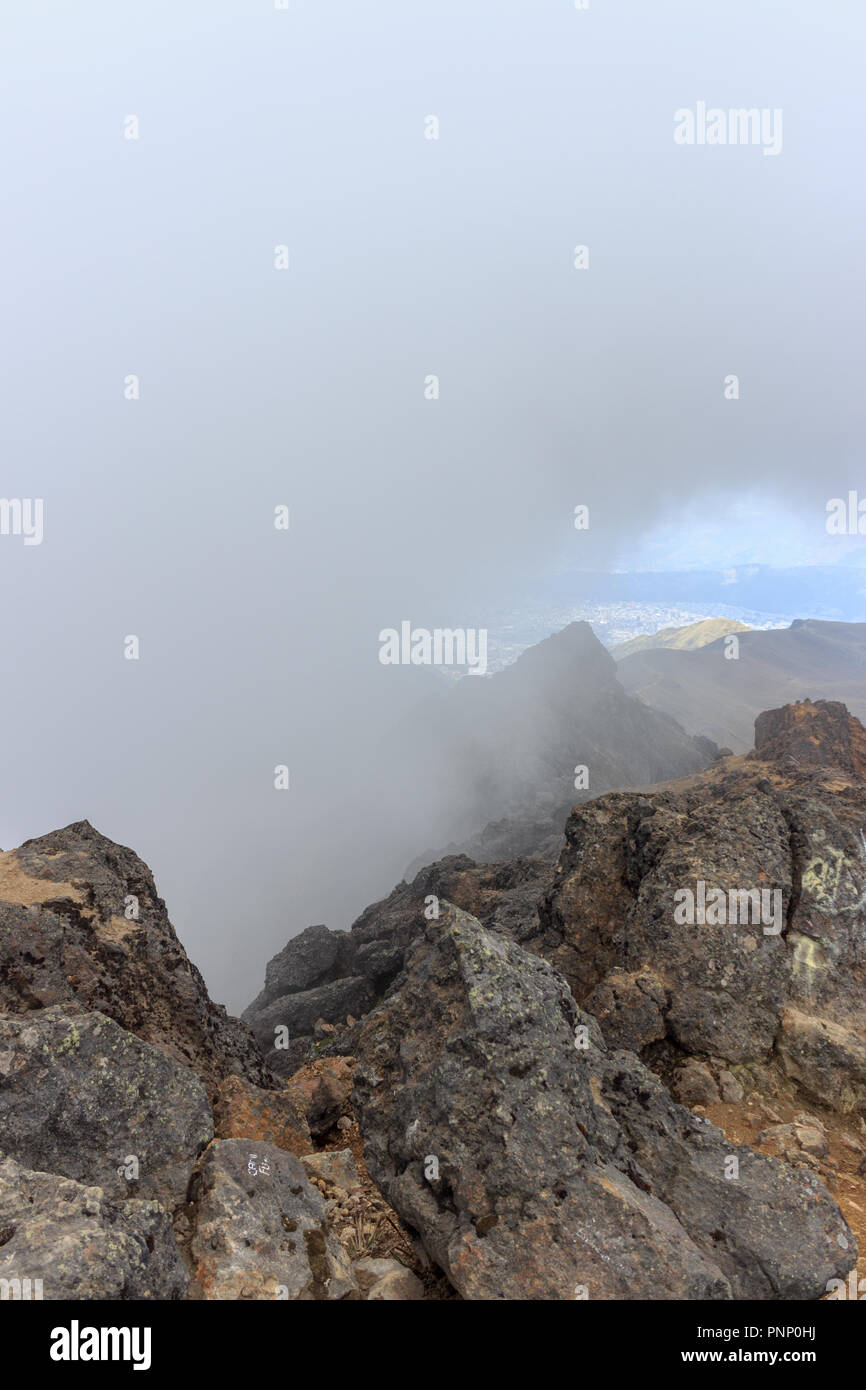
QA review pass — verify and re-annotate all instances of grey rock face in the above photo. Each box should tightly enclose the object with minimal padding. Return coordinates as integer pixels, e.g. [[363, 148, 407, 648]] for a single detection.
[[251, 924, 343, 1014], [352, 905, 855, 1301], [0, 1156, 188, 1300], [0, 820, 271, 1098], [242, 852, 555, 1068], [538, 754, 866, 1085], [186, 1139, 358, 1300], [244, 977, 373, 1065], [0, 1008, 212, 1208], [777, 1007, 866, 1113]]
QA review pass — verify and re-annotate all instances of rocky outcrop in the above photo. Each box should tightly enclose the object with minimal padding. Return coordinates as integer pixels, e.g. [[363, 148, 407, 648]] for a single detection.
[[0, 1156, 188, 1300], [244, 977, 373, 1073], [238, 698, 866, 1299], [243, 855, 553, 1072], [0, 821, 271, 1099], [243, 625, 726, 1076], [752, 698, 866, 779], [352, 905, 855, 1300], [249, 700, 866, 1107], [5, 695, 866, 1302], [537, 709, 866, 1098], [282, 1057, 356, 1137], [185, 1139, 358, 1300], [0, 822, 421, 1302], [0, 1008, 212, 1209]]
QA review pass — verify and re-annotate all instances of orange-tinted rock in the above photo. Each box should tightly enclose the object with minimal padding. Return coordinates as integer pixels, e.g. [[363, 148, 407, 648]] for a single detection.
[[213, 1075, 311, 1156], [283, 1057, 355, 1137], [753, 698, 866, 779]]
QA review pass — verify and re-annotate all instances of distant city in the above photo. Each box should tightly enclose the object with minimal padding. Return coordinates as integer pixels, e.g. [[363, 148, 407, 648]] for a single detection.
[[484, 599, 792, 674], [472, 551, 866, 675]]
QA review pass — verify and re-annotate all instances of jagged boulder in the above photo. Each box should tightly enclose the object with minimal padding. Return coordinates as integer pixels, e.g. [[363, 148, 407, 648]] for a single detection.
[[0, 821, 271, 1099], [537, 711, 866, 1091], [212, 1075, 311, 1155], [243, 854, 554, 1070], [185, 1139, 357, 1299], [244, 978, 373, 1072], [352, 904, 855, 1300], [251, 924, 343, 1011], [0, 1156, 188, 1300], [0, 1008, 212, 1208], [283, 1057, 356, 1137], [752, 698, 866, 779]]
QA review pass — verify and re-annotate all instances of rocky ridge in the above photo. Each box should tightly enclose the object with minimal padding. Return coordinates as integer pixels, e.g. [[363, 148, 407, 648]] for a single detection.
[[0, 823, 427, 1300], [3, 697, 866, 1299], [243, 698, 866, 1297]]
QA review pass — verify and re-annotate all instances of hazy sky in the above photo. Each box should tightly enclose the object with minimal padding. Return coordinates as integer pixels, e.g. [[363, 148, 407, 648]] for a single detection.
[[1, 0, 864, 1010]]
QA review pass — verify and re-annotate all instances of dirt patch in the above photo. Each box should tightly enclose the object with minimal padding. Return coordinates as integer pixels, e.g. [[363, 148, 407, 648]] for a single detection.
[[0, 852, 85, 909]]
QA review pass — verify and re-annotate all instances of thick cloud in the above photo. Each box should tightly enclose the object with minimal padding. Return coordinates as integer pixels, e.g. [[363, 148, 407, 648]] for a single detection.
[[0, 0, 863, 1007]]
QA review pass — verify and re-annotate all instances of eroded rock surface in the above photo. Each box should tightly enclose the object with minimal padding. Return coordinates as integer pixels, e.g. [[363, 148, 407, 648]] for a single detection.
[[186, 1139, 357, 1300], [243, 854, 554, 1072], [0, 820, 271, 1098], [352, 905, 855, 1300], [213, 1074, 311, 1156], [537, 710, 866, 1097], [3, 699, 865, 1301], [0, 1008, 212, 1208], [0, 1155, 188, 1300]]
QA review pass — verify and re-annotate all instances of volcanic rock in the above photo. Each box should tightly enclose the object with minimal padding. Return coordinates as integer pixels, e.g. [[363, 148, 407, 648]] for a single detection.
[[0, 820, 271, 1099], [776, 1008, 866, 1113], [301, 1149, 360, 1193], [352, 903, 854, 1300], [752, 698, 866, 778], [186, 1139, 357, 1300], [213, 1075, 311, 1156], [0, 1008, 212, 1208], [282, 1057, 355, 1137], [0, 1155, 188, 1300], [538, 706, 866, 1092], [243, 977, 373, 1073]]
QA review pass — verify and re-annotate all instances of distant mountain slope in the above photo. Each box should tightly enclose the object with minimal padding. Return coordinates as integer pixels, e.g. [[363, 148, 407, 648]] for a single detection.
[[610, 617, 751, 660], [617, 618, 866, 751], [392, 620, 717, 869]]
